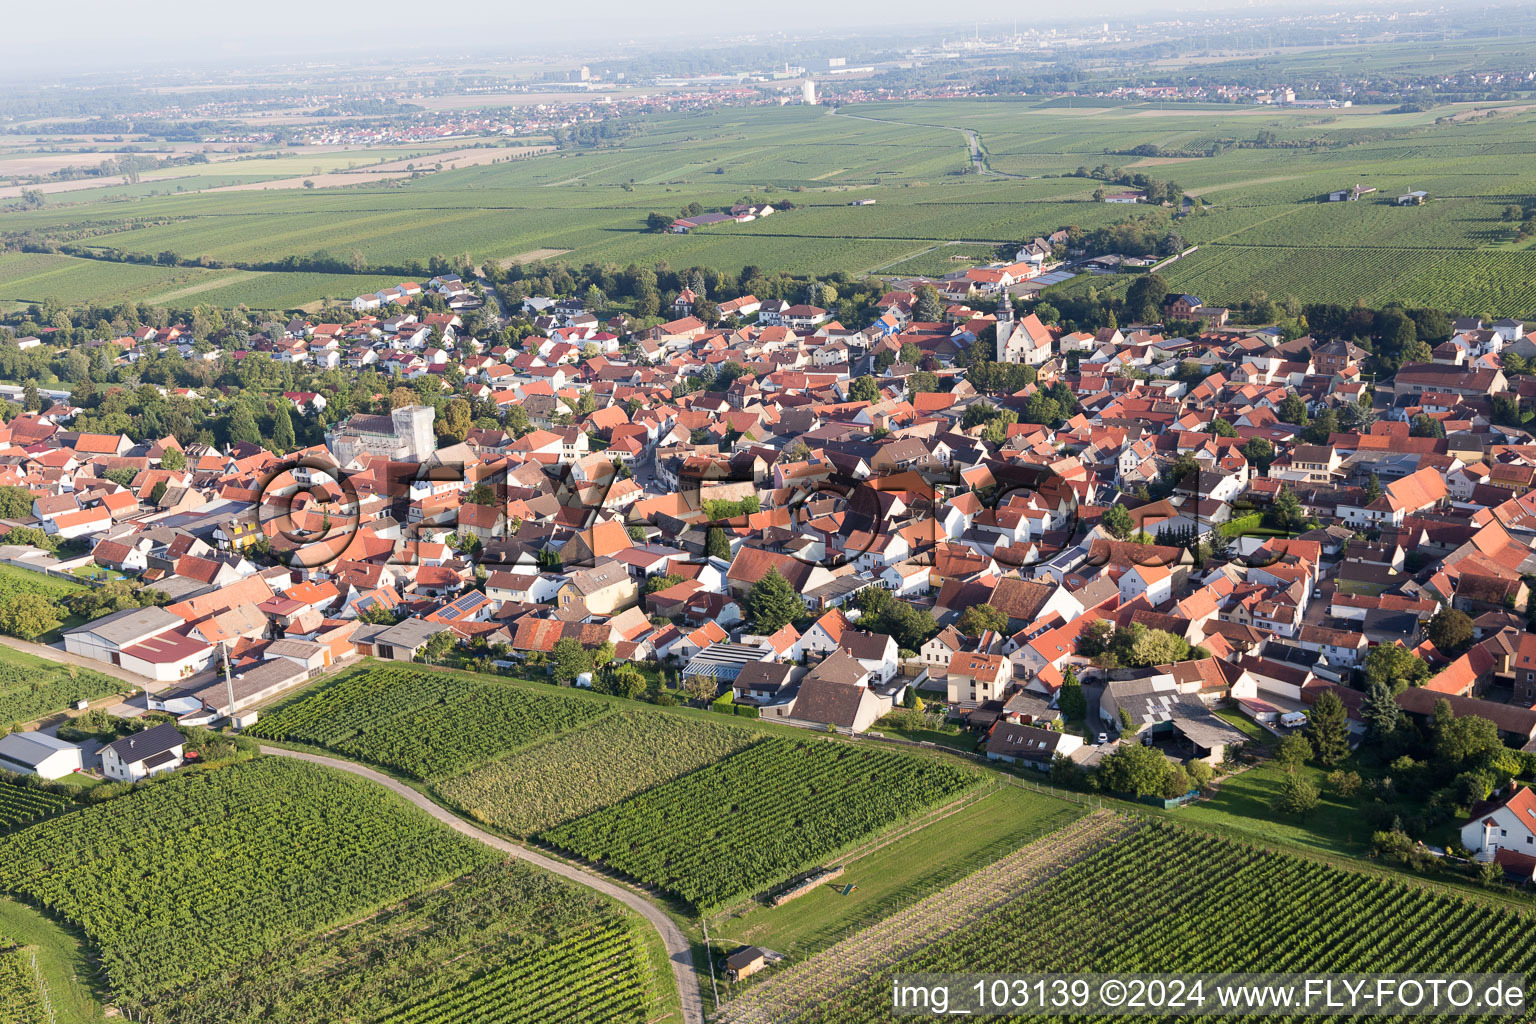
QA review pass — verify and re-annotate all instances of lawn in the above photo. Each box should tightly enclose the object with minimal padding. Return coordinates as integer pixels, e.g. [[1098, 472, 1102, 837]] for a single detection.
[[708, 784, 1082, 962], [0, 898, 102, 1024], [870, 709, 977, 752], [1178, 761, 1386, 857]]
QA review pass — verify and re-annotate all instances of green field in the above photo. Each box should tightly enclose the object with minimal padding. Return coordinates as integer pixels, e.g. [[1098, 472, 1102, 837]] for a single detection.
[[0, 756, 493, 1005], [434, 710, 757, 836], [0, 899, 100, 1024], [755, 820, 1536, 1024], [244, 664, 610, 779], [134, 860, 664, 1024], [710, 784, 1082, 959], [0, 640, 124, 725], [9, 97, 1536, 314], [541, 736, 981, 913], [0, 251, 423, 313], [0, 779, 71, 834]]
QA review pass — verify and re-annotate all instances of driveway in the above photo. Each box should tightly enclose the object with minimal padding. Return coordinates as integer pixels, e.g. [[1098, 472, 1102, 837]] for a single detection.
[[260, 746, 705, 1024]]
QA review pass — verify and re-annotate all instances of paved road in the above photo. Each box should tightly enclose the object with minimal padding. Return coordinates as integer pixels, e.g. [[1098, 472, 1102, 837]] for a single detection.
[[260, 746, 705, 1024]]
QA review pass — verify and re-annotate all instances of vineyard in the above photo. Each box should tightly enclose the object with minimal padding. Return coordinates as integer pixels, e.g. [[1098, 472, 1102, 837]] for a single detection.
[[378, 921, 652, 1024], [137, 860, 663, 1024], [540, 737, 981, 912], [0, 756, 493, 1005], [0, 779, 70, 834], [0, 643, 123, 725], [434, 710, 756, 835], [716, 811, 1133, 1023], [244, 665, 609, 779], [0, 939, 46, 1024], [732, 819, 1536, 1024], [1160, 243, 1536, 317]]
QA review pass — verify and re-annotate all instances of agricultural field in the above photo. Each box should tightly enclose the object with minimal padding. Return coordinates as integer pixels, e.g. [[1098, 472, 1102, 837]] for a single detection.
[[434, 710, 756, 836], [0, 779, 71, 834], [8, 98, 1536, 312], [0, 756, 493, 1006], [0, 251, 416, 313], [137, 860, 665, 1024], [540, 736, 981, 913], [0, 642, 124, 725], [1161, 244, 1536, 318], [710, 784, 1084, 961], [0, 899, 101, 1024], [722, 818, 1536, 1024], [0, 938, 46, 1024], [244, 664, 609, 779]]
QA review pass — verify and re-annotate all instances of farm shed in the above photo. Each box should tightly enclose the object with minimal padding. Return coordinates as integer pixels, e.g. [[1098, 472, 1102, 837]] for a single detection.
[[0, 731, 84, 780]]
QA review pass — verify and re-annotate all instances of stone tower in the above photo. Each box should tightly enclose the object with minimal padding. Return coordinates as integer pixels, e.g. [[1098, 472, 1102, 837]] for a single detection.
[[994, 291, 1016, 363], [391, 405, 437, 462]]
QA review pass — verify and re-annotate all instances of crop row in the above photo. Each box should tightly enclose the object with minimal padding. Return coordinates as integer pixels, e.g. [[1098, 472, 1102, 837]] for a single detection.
[[434, 710, 756, 835], [0, 780, 70, 832], [788, 822, 1536, 1023], [541, 737, 980, 912], [138, 858, 656, 1024], [380, 921, 652, 1024], [0, 756, 492, 1003], [0, 941, 46, 1024], [245, 666, 608, 779], [1163, 243, 1536, 318]]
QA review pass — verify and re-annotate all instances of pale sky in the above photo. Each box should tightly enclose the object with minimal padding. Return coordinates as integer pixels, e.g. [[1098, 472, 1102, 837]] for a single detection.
[[10, 0, 1292, 76]]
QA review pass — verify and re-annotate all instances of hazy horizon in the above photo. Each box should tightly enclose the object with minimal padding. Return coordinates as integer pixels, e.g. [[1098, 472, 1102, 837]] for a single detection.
[[7, 0, 1468, 77]]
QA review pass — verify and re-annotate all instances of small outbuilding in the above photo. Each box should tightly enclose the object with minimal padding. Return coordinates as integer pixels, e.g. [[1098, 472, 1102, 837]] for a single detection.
[[725, 946, 767, 982]]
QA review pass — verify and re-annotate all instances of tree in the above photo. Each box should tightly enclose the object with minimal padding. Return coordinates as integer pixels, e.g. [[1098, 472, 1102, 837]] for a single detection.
[[1123, 272, 1168, 324], [1096, 743, 1172, 798], [1268, 485, 1306, 533], [1433, 698, 1503, 769], [1365, 644, 1430, 691], [0, 486, 34, 519], [745, 568, 800, 633], [680, 674, 718, 703], [1101, 504, 1134, 541], [913, 285, 944, 323], [1426, 606, 1474, 656], [646, 212, 672, 232], [1361, 680, 1403, 739], [1410, 414, 1445, 439], [1364, 473, 1382, 503], [159, 447, 186, 471], [0, 594, 60, 642], [847, 375, 880, 403], [602, 662, 648, 699], [439, 398, 472, 443], [1273, 772, 1320, 815], [1307, 689, 1351, 767], [272, 403, 296, 452], [552, 638, 593, 685], [421, 631, 456, 664], [956, 604, 1008, 637], [1278, 394, 1309, 426], [1242, 436, 1274, 471], [1276, 730, 1312, 770], [706, 526, 731, 561], [228, 406, 261, 446], [390, 386, 415, 411], [1058, 668, 1087, 720], [466, 483, 496, 506]]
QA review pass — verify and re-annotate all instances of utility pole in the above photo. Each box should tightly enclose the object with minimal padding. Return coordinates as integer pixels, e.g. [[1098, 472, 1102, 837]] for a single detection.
[[221, 640, 239, 731]]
